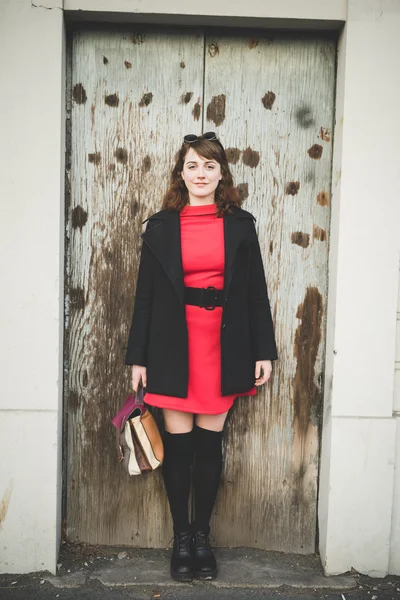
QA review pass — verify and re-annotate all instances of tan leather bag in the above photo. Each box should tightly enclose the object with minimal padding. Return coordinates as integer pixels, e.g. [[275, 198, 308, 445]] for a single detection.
[[112, 385, 164, 476]]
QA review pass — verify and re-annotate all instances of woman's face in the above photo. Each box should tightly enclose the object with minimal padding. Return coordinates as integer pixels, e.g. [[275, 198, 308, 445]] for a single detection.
[[181, 148, 222, 201]]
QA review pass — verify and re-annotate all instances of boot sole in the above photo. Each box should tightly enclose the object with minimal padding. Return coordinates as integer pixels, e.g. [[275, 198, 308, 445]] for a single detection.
[[171, 570, 194, 582], [195, 569, 218, 580]]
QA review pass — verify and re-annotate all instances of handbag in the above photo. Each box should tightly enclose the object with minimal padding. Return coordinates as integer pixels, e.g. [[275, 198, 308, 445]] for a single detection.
[[111, 383, 164, 476]]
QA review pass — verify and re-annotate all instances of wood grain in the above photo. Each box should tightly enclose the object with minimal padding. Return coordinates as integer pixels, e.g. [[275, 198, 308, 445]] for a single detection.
[[204, 32, 335, 553], [67, 28, 204, 546], [67, 29, 335, 551]]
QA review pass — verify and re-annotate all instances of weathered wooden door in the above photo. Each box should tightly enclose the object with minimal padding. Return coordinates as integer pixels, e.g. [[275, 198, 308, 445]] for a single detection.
[[66, 27, 335, 553]]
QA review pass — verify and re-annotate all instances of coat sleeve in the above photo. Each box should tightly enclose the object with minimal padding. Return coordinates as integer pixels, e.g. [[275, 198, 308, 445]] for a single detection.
[[248, 221, 278, 362], [124, 224, 154, 366]]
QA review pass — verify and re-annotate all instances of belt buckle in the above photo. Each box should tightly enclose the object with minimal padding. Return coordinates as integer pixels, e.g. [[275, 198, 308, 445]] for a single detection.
[[200, 286, 217, 311]]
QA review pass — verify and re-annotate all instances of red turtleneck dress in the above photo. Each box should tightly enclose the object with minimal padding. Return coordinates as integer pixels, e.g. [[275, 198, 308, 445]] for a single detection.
[[144, 202, 256, 414]]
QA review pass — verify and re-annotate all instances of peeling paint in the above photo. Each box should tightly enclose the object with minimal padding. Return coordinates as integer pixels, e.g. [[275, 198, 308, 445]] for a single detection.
[[105, 93, 119, 107], [71, 206, 88, 230], [0, 480, 13, 531], [242, 147, 260, 168], [236, 183, 249, 201], [262, 91, 276, 110], [291, 288, 324, 508], [208, 43, 219, 58], [319, 127, 331, 142], [291, 232, 310, 248], [225, 147, 241, 164], [88, 152, 101, 165], [248, 39, 259, 49], [206, 95, 226, 126], [293, 286, 323, 433], [72, 83, 87, 105], [285, 181, 300, 196], [115, 147, 128, 164], [313, 225, 327, 241], [139, 92, 153, 107], [132, 34, 144, 44], [192, 101, 201, 121], [308, 144, 323, 159], [317, 191, 329, 206], [181, 91, 193, 104]]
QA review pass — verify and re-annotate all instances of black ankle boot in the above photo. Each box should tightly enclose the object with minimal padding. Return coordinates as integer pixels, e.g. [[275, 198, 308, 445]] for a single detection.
[[192, 530, 217, 580], [170, 531, 194, 582]]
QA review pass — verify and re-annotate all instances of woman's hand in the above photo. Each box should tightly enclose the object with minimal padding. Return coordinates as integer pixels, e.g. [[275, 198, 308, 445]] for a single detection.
[[255, 360, 272, 386], [131, 365, 147, 392]]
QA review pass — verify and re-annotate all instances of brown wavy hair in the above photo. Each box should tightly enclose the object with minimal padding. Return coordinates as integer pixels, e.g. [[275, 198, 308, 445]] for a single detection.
[[161, 137, 242, 216]]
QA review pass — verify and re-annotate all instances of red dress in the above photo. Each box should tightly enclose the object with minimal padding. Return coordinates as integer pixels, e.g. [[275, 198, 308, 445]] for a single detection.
[[144, 202, 256, 414]]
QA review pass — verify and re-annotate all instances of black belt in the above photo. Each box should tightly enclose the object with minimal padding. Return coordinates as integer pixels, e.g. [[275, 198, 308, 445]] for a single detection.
[[183, 286, 224, 310]]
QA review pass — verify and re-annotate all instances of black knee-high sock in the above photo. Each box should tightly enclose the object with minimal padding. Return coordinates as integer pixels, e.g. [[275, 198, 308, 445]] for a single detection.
[[162, 430, 194, 533], [193, 425, 223, 533]]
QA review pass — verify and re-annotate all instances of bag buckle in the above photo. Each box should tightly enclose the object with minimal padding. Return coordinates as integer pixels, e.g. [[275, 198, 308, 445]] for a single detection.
[[200, 286, 218, 311]]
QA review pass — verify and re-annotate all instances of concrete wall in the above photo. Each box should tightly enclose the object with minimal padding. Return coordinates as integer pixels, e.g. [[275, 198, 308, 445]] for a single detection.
[[390, 271, 400, 574], [64, 0, 346, 22], [318, 1, 400, 576], [1, 0, 400, 577], [0, 0, 65, 574]]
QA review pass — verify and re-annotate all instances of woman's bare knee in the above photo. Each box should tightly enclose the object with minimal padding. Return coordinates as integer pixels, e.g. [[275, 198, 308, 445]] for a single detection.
[[163, 409, 194, 433], [195, 411, 229, 432]]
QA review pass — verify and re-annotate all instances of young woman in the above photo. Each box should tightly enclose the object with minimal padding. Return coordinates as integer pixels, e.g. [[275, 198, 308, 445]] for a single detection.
[[125, 132, 278, 582]]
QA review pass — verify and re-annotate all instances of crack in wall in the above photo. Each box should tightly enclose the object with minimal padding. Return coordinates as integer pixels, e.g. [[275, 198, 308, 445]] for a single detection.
[[31, 1, 63, 9]]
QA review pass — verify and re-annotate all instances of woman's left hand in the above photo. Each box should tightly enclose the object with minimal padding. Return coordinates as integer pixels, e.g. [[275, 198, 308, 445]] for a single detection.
[[255, 360, 272, 386]]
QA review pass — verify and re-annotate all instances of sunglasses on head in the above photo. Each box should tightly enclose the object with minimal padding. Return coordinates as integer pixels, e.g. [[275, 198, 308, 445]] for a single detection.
[[183, 131, 218, 143]]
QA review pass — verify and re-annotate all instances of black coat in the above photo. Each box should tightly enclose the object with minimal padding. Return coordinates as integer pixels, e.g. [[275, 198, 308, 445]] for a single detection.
[[125, 205, 278, 398]]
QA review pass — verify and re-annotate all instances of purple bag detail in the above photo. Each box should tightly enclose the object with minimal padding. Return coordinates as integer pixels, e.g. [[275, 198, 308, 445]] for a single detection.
[[112, 385, 146, 432]]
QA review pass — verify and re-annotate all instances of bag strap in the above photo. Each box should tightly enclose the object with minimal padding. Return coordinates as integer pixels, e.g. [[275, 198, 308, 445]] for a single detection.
[[114, 383, 147, 462], [135, 381, 146, 406]]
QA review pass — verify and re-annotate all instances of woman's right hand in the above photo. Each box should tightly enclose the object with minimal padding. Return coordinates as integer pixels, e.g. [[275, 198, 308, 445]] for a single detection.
[[131, 365, 147, 393]]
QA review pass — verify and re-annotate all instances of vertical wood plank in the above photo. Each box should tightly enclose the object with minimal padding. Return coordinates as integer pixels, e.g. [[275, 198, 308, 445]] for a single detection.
[[204, 32, 336, 553], [68, 28, 204, 546]]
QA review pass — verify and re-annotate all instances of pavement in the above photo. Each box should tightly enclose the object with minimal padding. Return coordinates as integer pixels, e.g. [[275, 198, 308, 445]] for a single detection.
[[1, 542, 400, 600]]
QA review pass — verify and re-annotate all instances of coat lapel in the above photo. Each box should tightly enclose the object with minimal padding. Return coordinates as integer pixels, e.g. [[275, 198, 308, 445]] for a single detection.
[[141, 207, 253, 305], [141, 211, 185, 304], [223, 210, 249, 303]]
